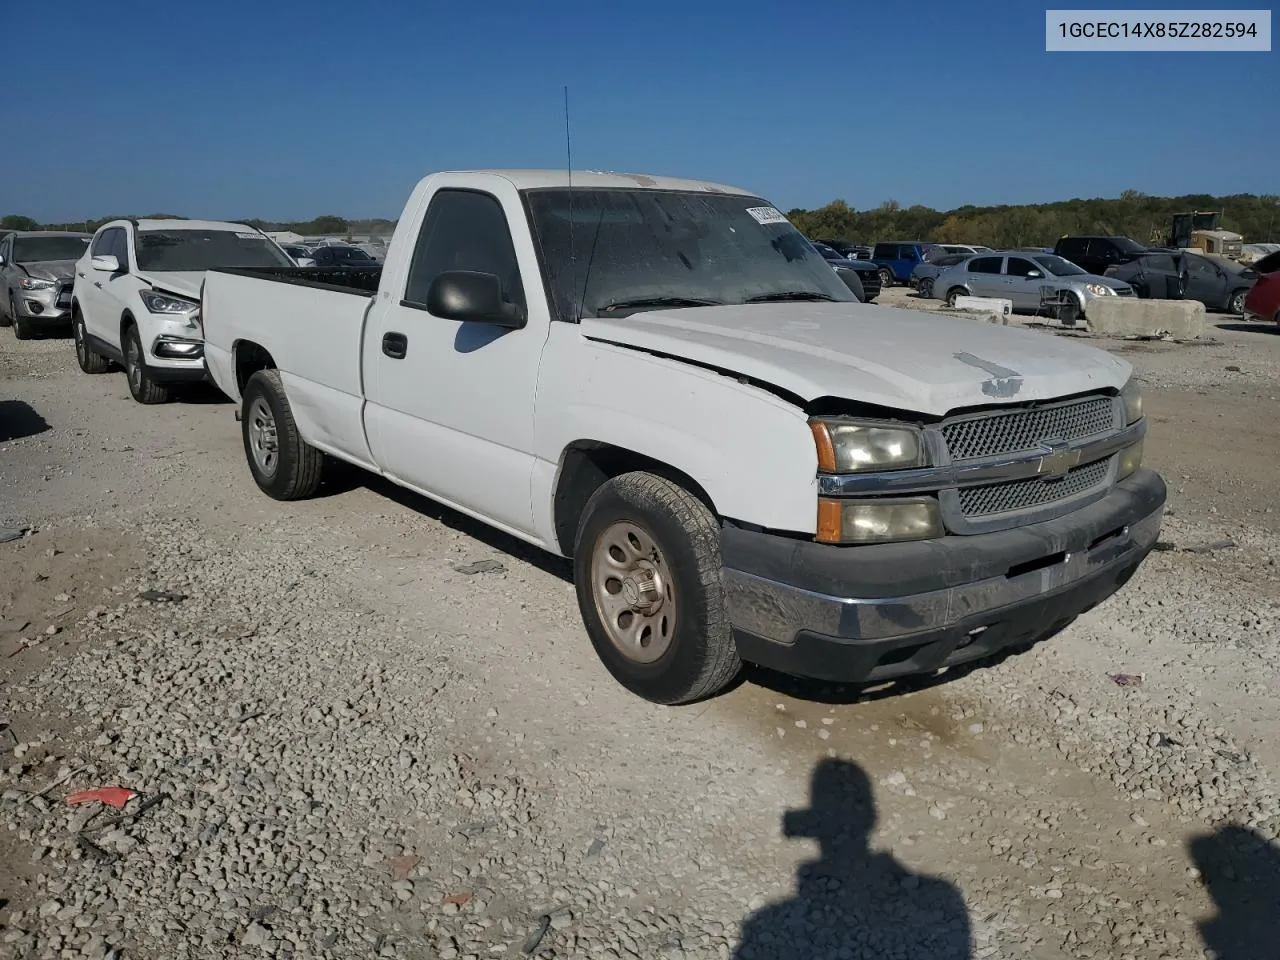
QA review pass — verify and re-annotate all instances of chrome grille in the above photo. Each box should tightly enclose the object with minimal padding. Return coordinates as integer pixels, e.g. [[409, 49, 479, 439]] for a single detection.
[[942, 396, 1115, 461], [958, 458, 1110, 518]]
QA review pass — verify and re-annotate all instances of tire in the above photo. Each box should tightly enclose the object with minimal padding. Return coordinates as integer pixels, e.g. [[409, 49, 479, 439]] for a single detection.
[[1057, 296, 1081, 327], [241, 369, 325, 500], [878, 267, 894, 289], [1227, 289, 1246, 315], [0, 293, 10, 327], [123, 325, 171, 404], [572, 472, 740, 704], [919, 277, 934, 299], [946, 287, 967, 308], [73, 310, 110, 374], [11, 296, 31, 340]]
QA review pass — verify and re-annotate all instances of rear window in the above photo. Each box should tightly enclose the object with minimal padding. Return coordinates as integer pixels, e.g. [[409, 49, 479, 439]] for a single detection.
[[12, 236, 91, 262], [968, 256, 1003, 274], [135, 229, 293, 271]]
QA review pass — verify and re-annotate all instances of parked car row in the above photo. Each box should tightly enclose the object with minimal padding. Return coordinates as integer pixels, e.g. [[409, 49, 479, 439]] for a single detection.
[[15, 169, 1167, 707]]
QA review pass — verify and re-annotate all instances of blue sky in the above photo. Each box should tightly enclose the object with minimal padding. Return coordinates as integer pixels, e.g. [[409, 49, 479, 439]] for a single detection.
[[6, 0, 1276, 222]]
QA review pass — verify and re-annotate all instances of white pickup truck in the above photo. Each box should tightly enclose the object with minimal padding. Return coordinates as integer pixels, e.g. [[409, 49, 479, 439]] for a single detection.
[[201, 170, 1165, 705]]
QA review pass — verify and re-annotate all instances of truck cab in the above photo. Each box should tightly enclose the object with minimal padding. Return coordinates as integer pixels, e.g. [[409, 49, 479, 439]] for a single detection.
[[201, 170, 1165, 705]]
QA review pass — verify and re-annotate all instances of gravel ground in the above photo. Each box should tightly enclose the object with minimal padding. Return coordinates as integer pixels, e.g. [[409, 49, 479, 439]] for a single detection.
[[2, 308, 1280, 959]]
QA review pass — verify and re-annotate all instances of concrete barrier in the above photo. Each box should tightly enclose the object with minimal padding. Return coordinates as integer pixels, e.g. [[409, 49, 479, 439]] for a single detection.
[[952, 296, 1013, 325], [1086, 297, 1206, 339]]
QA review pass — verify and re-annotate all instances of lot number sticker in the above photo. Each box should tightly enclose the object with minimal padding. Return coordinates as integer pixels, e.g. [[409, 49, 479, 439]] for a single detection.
[[745, 206, 788, 225]]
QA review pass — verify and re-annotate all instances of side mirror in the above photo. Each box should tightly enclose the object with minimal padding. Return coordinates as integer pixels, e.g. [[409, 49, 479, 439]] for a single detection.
[[1026, 269, 1043, 279], [0, 255, 6, 266], [91, 254, 121, 273], [425, 270, 526, 329]]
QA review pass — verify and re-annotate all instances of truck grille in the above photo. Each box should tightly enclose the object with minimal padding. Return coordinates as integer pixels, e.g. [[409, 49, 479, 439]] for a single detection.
[[942, 396, 1115, 461], [958, 458, 1110, 518]]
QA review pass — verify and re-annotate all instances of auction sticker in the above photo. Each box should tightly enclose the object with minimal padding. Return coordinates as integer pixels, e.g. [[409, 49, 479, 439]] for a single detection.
[[745, 206, 788, 225]]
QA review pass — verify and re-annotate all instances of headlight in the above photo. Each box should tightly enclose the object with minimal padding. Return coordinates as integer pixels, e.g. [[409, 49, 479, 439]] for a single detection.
[[139, 290, 199, 315], [1118, 440, 1143, 479], [809, 419, 926, 473], [18, 277, 56, 290], [817, 497, 943, 544], [1085, 283, 1115, 297], [1120, 378, 1143, 424]]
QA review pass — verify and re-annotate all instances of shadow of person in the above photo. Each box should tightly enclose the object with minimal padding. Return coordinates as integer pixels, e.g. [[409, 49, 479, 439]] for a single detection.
[[1190, 824, 1280, 958], [735, 758, 972, 959]]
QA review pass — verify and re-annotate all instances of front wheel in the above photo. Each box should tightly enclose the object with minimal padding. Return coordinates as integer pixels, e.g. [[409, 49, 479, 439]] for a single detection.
[[1227, 289, 1246, 315], [878, 268, 894, 289], [74, 311, 110, 374], [10, 296, 31, 340], [918, 278, 934, 299], [124, 326, 171, 404], [573, 472, 740, 704], [241, 369, 325, 500]]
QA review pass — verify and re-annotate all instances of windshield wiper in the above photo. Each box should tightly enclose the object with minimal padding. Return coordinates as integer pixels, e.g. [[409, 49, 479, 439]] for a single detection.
[[745, 291, 838, 303], [596, 296, 722, 314]]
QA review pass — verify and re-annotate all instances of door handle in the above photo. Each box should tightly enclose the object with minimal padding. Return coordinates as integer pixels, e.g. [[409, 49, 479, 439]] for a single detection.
[[77, 271, 85, 278], [93, 282, 102, 289], [381, 331, 408, 359]]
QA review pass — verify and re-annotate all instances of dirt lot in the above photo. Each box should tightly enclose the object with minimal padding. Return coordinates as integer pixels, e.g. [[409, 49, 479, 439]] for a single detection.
[[2, 297, 1280, 960]]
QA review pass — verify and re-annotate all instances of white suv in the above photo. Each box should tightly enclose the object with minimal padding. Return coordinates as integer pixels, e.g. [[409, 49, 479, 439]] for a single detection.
[[72, 219, 294, 403]]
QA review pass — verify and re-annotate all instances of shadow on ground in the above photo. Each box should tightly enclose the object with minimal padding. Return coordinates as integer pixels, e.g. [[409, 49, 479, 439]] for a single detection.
[[1216, 322, 1280, 336], [734, 758, 972, 958], [1190, 825, 1280, 959], [0, 400, 51, 443]]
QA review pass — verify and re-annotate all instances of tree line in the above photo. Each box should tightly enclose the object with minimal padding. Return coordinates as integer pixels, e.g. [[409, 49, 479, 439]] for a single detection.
[[786, 191, 1280, 249], [7, 191, 1280, 248], [1, 213, 397, 239]]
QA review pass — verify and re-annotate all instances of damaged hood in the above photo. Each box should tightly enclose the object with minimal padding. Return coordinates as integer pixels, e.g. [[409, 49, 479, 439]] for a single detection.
[[580, 302, 1131, 416], [138, 271, 206, 300], [19, 260, 77, 282]]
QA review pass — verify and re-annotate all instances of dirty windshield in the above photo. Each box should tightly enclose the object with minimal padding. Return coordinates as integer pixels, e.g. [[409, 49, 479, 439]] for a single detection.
[[12, 236, 91, 262], [135, 229, 293, 272], [523, 188, 854, 320]]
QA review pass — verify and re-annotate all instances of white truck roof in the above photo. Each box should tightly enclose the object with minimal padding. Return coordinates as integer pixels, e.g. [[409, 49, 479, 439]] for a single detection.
[[443, 169, 752, 195], [134, 218, 260, 233]]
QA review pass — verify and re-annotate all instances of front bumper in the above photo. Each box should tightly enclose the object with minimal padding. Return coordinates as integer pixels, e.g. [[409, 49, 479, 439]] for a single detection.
[[723, 469, 1165, 684], [13, 284, 73, 321]]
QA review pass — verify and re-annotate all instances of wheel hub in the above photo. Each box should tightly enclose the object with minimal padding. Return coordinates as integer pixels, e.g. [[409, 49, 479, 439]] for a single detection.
[[248, 397, 279, 477], [590, 521, 677, 664]]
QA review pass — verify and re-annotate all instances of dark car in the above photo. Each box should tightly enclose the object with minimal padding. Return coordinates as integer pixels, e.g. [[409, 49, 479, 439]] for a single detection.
[[1052, 236, 1148, 277], [816, 239, 872, 261], [870, 241, 938, 289], [810, 241, 882, 302], [1104, 251, 1256, 313], [309, 244, 379, 267], [1250, 249, 1280, 276]]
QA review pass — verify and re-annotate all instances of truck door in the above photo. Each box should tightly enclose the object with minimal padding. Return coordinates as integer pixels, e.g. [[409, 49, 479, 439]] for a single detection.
[[362, 183, 545, 537]]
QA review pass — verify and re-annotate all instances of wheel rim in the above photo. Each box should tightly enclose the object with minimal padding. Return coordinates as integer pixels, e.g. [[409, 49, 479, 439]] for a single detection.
[[921, 279, 933, 298], [589, 520, 677, 664], [1230, 292, 1244, 314], [248, 397, 279, 477], [948, 290, 959, 307], [880, 269, 892, 287], [126, 338, 143, 392]]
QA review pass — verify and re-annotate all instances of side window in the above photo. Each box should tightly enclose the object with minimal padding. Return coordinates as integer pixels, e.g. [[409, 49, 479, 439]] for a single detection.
[[404, 189, 524, 310], [1006, 257, 1039, 277], [1186, 257, 1214, 276], [1060, 239, 1084, 260], [90, 229, 112, 257], [968, 256, 1002, 274], [873, 243, 897, 259], [109, 229, 130, 269]]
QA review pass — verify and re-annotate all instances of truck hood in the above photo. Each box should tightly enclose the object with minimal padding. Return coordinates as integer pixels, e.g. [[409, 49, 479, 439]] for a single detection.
[[138, 271, 206, 299], [19, 260, 77, 282], [579, 302, 1131, 416]]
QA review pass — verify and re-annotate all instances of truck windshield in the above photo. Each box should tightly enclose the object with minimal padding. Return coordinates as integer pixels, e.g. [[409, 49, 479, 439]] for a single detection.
[[12, 236, 91, 262], [523, 189, 855, 320], [135, 230, 294, 272]]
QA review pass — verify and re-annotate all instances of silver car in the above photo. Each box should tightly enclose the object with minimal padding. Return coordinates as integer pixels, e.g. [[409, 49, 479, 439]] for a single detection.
[[0, 230, 92, 338], [931, 251, 1134, 325]]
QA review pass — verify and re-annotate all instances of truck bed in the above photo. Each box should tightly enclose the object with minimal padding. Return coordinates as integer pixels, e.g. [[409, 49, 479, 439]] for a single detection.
[[213, 265, 383, 296]]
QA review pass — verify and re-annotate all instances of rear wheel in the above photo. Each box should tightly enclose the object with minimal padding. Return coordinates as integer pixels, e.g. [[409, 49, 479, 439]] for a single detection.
[[878, 267, 894, 289], [124, 325, 170, 404], [946, 287, 967, 308], [74, 311, 110, 374], [918, 277, 934, 299], [573, 472, 740, 704], [241, 369, 325, 500]]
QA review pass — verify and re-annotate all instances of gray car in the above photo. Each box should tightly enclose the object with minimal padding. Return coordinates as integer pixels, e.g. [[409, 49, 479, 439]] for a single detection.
[[931, 251, 1134, 325], [0, 230, 93, 338]]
